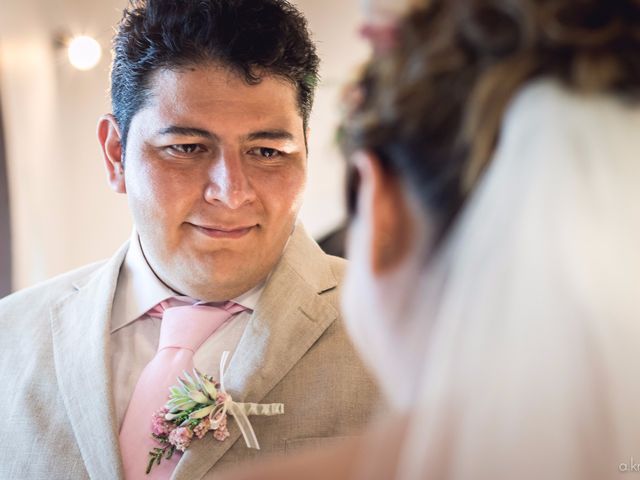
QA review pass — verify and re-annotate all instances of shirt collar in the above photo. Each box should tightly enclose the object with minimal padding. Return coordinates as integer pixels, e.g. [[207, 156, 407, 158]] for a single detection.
[[111, 230, 175, 333], [111, 230, 265, 333], [231, 281, 263, 311]]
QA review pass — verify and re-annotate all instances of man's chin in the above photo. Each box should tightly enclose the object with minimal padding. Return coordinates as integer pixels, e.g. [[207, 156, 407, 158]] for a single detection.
[[174, 269, 264, 302]]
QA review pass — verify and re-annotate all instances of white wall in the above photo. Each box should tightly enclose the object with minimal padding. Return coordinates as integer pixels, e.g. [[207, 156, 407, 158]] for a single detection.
[[0, 0, 131, 291], [0, 0, 369, 291], [294, 0, 369, 237]]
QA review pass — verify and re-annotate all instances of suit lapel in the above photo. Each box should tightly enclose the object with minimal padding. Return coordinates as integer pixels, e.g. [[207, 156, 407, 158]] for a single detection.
[[50, 242, 129, 480], [173, 225, 339, 480]]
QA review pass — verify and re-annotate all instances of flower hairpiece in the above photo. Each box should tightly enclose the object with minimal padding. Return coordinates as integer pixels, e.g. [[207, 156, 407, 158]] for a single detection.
[[359, 21, 399, 53], [147, 351, 284, 474]]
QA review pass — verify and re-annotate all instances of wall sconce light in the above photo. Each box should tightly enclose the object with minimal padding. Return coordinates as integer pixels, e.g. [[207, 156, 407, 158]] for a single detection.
[[54, 33, 102, 71], [67, 36, 102, 71]]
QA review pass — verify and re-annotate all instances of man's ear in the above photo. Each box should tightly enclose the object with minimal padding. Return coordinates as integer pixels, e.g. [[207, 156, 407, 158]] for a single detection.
[[352, 150, 414, 275], [97, 114, 126, 194]]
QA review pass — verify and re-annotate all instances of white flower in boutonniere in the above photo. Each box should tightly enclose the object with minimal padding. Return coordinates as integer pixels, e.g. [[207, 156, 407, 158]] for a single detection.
[[147, 351, 284, 474]]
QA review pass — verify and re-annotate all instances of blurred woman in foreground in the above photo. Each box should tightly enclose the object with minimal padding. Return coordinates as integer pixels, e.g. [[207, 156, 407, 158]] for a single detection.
[[225, 0, 640, 478]]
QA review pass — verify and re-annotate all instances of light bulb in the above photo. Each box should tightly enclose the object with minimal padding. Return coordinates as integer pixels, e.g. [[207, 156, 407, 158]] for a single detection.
[[67, 36, 102, 71]]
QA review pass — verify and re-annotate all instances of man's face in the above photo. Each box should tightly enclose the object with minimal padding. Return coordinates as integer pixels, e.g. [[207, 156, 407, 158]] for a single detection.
[[116, 63, 307, 301]]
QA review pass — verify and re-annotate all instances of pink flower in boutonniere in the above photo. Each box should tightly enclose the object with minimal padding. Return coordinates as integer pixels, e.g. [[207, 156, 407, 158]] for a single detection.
[[192, 417, 211, 440], [168, 427, 193, 452], [213, 425, 230, 442], [151, 408, 175, 437], [212, 411, 229, 441]]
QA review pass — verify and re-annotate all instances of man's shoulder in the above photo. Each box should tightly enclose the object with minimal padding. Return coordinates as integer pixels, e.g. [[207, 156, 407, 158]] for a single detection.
[[0, 259, 108, 315]]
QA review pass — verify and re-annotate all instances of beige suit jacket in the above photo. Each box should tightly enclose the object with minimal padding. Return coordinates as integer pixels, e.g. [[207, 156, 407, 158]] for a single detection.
[[0, 225, 380, 479]]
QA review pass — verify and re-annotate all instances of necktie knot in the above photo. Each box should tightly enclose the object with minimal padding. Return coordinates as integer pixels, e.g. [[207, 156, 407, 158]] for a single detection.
[[154, 299, 247, 352]]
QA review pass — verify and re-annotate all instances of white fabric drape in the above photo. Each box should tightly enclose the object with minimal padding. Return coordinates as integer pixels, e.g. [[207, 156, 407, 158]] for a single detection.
[[395, 79, 640, 479]]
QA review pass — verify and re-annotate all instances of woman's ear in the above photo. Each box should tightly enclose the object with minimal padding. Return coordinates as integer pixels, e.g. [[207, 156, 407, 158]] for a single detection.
[[352, 150, 414, 275], [97, 114, 126, 194]]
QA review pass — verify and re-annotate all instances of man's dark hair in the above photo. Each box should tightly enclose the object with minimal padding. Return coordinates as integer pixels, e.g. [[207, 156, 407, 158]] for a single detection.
[[111, 0, 320, 149]]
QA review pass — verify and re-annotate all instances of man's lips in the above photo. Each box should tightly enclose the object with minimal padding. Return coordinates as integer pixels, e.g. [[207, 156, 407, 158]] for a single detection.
[[188, 222, 257, 239]]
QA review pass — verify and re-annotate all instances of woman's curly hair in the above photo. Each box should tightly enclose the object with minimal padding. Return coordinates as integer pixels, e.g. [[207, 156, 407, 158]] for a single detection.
[[342, 0, 640, 231]]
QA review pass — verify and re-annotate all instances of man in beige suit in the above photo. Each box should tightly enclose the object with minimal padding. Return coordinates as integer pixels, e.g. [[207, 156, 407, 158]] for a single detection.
[[0, 1, 379, 478]]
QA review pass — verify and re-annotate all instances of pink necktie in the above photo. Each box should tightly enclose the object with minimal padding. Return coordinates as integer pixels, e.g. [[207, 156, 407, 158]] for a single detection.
[[119, 298, 245, 479]]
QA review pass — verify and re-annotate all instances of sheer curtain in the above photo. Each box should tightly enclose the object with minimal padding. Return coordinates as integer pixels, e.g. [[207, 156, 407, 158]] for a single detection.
[[0, 96, 11, 298]]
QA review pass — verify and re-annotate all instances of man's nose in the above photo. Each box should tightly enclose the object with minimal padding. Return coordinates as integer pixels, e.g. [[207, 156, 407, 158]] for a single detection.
[[203, 152, 256, 209]]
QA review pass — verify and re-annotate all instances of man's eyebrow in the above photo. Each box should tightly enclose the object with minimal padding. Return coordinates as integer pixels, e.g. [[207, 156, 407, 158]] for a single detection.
[[157, 126, 218, 140], [245, 130, 295, 142]]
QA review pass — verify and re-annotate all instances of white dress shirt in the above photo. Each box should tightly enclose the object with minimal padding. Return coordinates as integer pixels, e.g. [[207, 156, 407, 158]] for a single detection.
[[110, 231, 263, 428]]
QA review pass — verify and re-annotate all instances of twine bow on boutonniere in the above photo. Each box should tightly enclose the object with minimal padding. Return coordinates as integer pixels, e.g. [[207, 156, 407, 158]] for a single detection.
[[146, 351, 284, 474]]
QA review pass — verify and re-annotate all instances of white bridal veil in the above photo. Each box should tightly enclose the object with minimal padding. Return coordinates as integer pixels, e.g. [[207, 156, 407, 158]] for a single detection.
[[396, 79, 640, 479]]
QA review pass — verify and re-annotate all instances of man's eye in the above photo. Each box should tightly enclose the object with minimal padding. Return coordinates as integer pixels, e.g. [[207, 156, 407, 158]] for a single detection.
[[167, 144, 202, 155], [251, 147, 281, 158]]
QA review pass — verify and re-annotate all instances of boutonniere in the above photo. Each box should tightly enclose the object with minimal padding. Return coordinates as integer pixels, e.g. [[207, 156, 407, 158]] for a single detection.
[[147, 351, 284, 474]]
